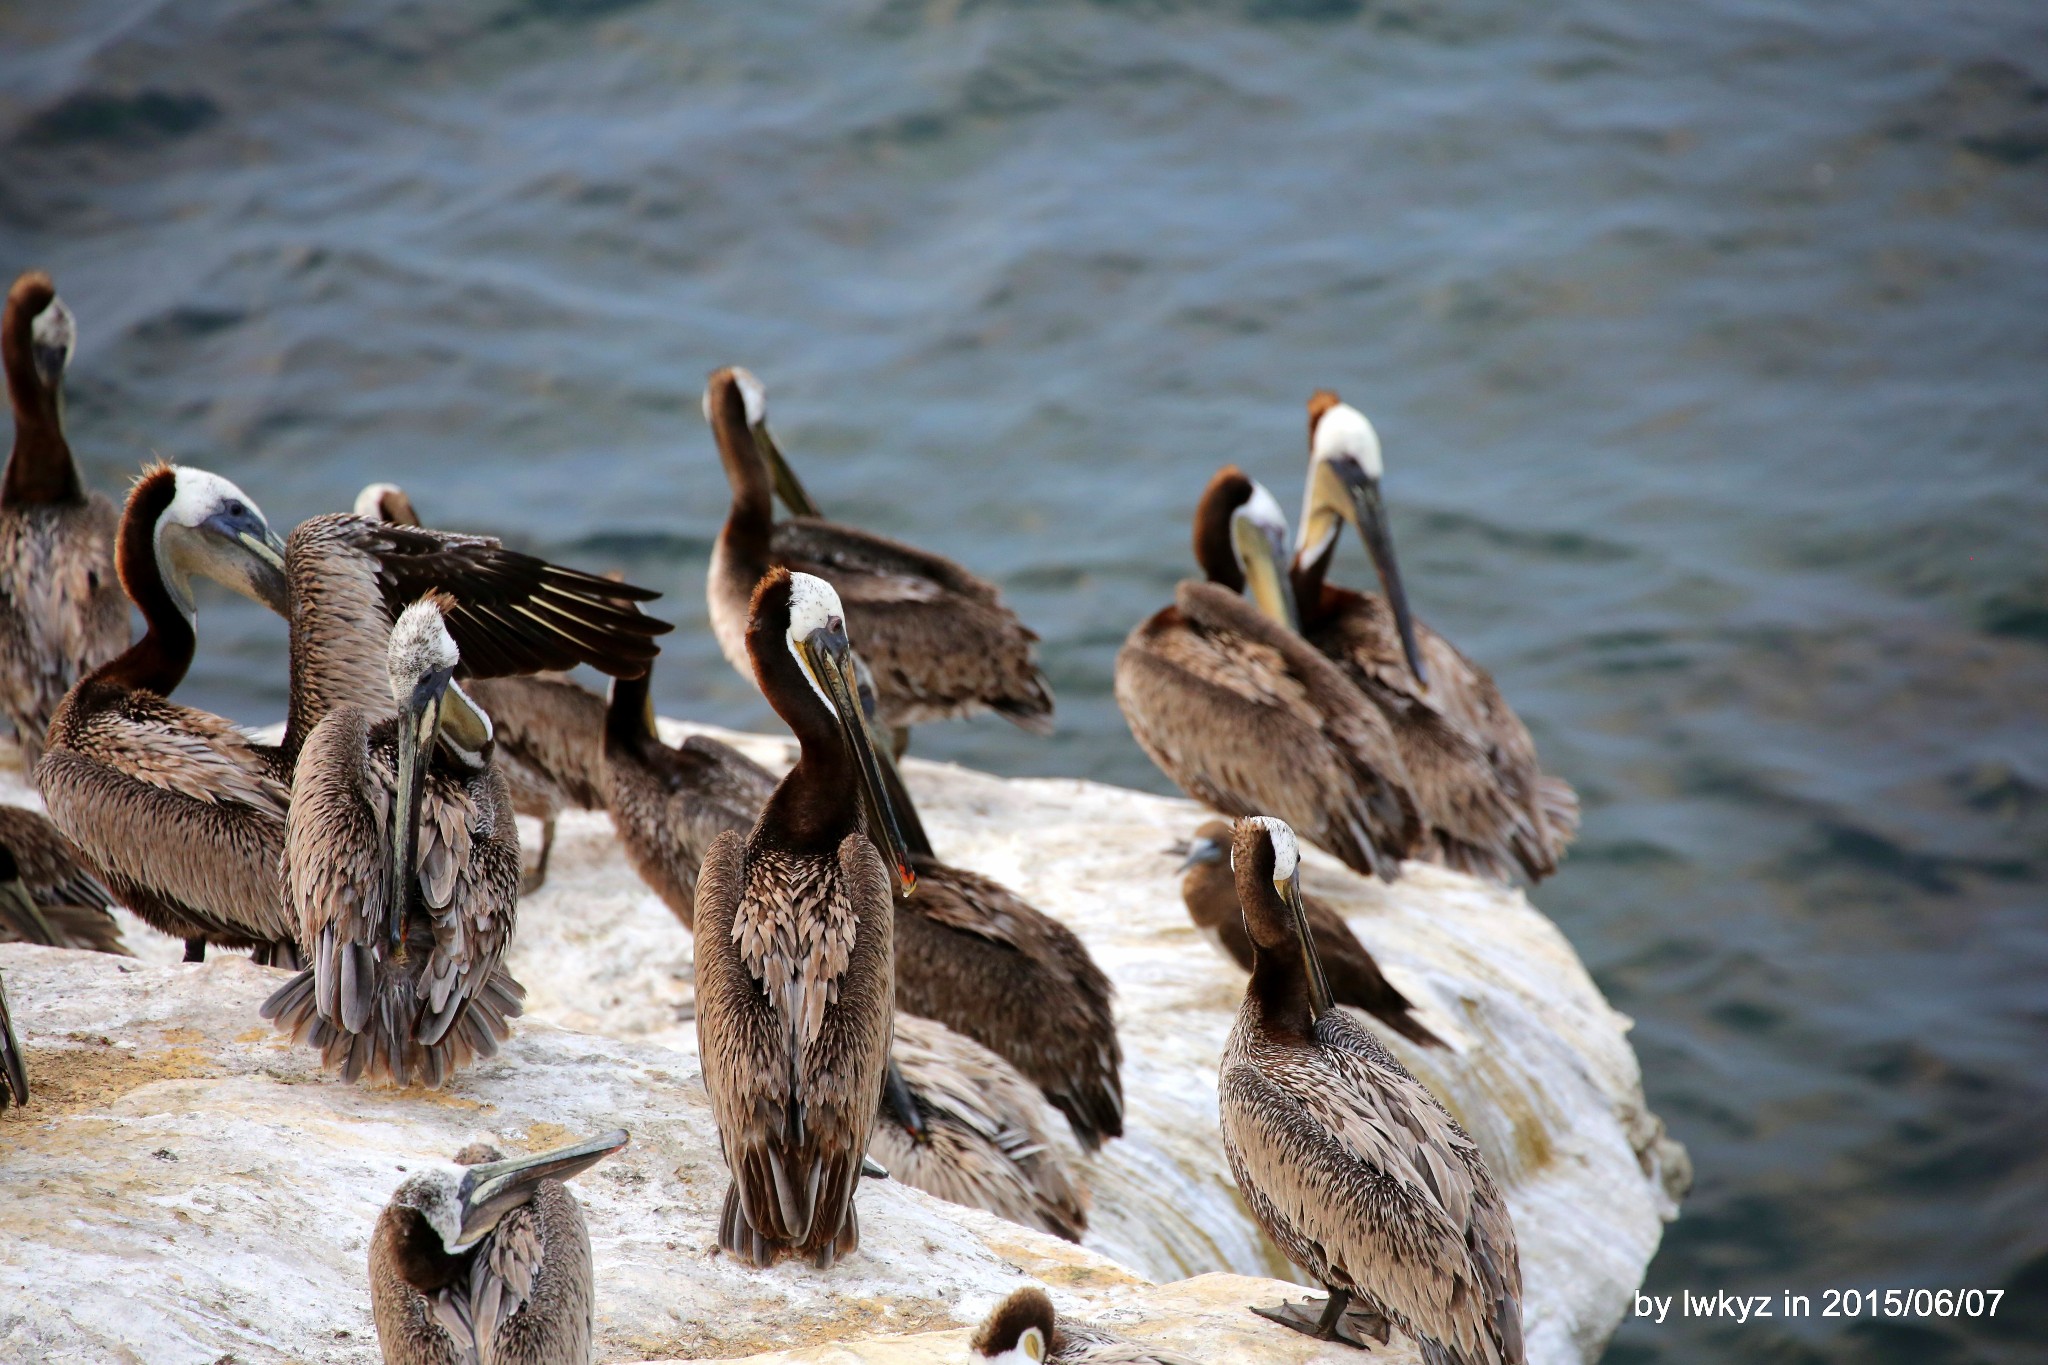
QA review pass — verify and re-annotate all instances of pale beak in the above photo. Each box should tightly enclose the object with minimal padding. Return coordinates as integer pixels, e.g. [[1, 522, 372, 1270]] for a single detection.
[[1232, 509, 1300, 632], [454, 1129, 629, 1249], [1332, 460, 1426, 688], [1278, 869, 1334, 1021], [754, 420, 822, 519], [389, 664, 453, 958], [796, 621, 917, 896], [1177, 834, 1226, 875]]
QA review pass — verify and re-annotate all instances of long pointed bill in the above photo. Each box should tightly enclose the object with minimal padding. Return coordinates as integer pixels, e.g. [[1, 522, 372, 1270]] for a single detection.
[[1344, 473, 1427, 689], [238, 527, 291, 614], [388, 666, 452, 960], [850, 651, 933, 860], [756, 422, 822, 519], [1279, 871, 1334, 1021], [455, 1129, 630, 1248], [799, 628, 917, 896], [1233, 512, 1300, 632]]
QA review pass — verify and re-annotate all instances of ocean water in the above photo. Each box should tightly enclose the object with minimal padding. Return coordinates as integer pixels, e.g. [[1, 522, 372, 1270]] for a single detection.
[[2, 2, 2043, 1360]]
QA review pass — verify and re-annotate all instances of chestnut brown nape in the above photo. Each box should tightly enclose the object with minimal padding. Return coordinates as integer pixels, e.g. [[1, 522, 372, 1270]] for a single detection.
[[1229, 819, 1292, 952], [972, 1286, 1058, 1356], [452, 1142, 505, 1166], [1307, 387, 1342, 438], [1191, 464, 1256, 588]]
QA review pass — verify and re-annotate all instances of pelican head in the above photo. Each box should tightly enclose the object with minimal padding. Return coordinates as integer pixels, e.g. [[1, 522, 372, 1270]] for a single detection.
[[1194, 466, 1298, 631], [1175, 819, 1231, 875], [702, 365, 819, 517], [971, 1287, 1056, 1364], [385, 594, 492, 955], [354, 481, 420, 528], [151, 466, 290, 618], [748, 569, 916, 895], [1300, 391, 1425, 686], [27, 292, 73, 394], [4, 272, 71, 402], [1232, 815, 1332, 1019], [389, 1130, 629, 1257]]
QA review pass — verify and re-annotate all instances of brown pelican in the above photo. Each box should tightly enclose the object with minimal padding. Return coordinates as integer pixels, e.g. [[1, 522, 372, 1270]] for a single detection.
[[694, 568, 910, 1268], [0, 805, 124, 954], [703, 367, 1052, 742], [0, 272, 128, 767], [875, 1014, 1087, 1243], [0, 964, 22, 1110], [37, 463, 301, 964], [1218, 817, 1523, 1360], [1176, 820, 1439, 1049], [261, 595, 524, 1088], [1294, 393, 1578, 881], [1115, 466, 1419, 880], [371, 1129, 628, 1365], [355, 482, 609, 893], [972, 1286, 1199, 1365]]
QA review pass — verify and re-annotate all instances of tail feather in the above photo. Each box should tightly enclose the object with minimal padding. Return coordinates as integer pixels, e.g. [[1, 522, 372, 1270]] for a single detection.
[[264, 958, 523, 1088]]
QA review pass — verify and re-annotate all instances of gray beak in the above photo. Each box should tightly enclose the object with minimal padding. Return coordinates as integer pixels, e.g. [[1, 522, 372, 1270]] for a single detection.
[[1277, 869, 1334, 1021], [1177, 835, 1226, 875], [455, 1129, 630, 1249], [797, 622, 917, 897], [755, 421, 822, 519], [1339, 465, 1426, 688], [389, 664, 453, 958]]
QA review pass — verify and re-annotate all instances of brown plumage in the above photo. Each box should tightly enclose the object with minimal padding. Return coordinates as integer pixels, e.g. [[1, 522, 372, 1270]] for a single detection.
[[0, 271, 127, 768], [1292, 392, 1578, 883], [694, 568, 903, 1268], [370, 1131, 626, 1365], [702, 367, 1052, 737], [874, 1014, 1088, 1243], [1176, 820, 1439, 1050], [972, 1286, 1200, 1364], [37, 464, 301, 964], [1218, 817, 1523, 1362], [0, 805, 124, 954], [262, 596, 523, 1088], [1115, 466, 1420, 881], [0, 963, 23, 1110]]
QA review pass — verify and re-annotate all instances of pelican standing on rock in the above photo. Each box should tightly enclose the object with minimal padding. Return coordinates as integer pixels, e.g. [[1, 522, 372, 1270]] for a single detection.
[[262, 595, 523, 1088], [1293, 393, 1577, 881], [703, 367, 1052, 744], [1115, 466, 1419, 880], [37, 463, 300, 964], [1219, 817, 1523, 1361], [1176, 820, 1440, 1049], [371, 1129, 628, 1365], [0, 806, 124, 954], [694, 568, 909, 1268], [972, 1287, 1199, 1365], [0, 271, 127, 768]]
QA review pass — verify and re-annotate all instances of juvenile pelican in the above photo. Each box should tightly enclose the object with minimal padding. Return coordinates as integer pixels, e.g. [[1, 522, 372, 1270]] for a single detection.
[[1219, 817, 1523, 1360], [972, 1286, 1199, 1364], [37, 463, 300, 964], [1294, 393, 1578, 881], [371, 1129, 628, 1365], [262, 595, 524, 1088], [0, 805, 124, 954], [876, 1014, 1088, 1243], [0, 272, 127, 768], [694, 568, 909, 1268], [1176, 820, 1439, 1049], [703, 367, 1052, 741], [1115, 466, 1419, 880]]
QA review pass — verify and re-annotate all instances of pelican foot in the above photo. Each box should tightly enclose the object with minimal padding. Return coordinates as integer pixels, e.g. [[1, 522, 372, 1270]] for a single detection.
[[1250, 1294, 1389, 1350]]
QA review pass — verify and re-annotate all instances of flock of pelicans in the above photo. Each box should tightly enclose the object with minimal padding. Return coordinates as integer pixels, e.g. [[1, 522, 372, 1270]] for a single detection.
[[0, 269, 1576, 1365]]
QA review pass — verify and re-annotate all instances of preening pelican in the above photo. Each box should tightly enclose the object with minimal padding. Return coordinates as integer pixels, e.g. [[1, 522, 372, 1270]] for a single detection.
[[1115, 466, 1419, 880], [1176, 820, 1439, 1049], [0, 271, 126, 767], [694, 568, 909, 1268], [371, 1129, 628, 1365], [0, 805, 124, 954], [1219, 817, 1523, 1360], [972, 1286, 1199, 1364], [702, 367, 1052, 741], [1294, 393, 1578, 881], [261, 595, 523, 1088]]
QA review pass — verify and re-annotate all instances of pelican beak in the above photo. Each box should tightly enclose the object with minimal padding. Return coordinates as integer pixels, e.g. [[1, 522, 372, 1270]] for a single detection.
[[883, 1059, 930, 1145], [1232, 507, 1300, 632], [1324, 458, 1425, 688], [754, 420, 821, 519], [796, 620, 917, 896], [453, 1129, 629, 1250], [389, 663, 453, 958], [1177, 834, 1227, 875], [195, 506, 291, 616], [1277, 868, 1334, 1020]]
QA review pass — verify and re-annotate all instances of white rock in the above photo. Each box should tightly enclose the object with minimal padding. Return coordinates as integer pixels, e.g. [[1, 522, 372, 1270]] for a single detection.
[[0, 724, 1684, 1363]]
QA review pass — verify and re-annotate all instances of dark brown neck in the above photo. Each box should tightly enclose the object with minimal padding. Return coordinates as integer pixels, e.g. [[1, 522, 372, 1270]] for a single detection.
[[1290, 537, 1337, 629], [1247, 944, 1317, 1043], [709, 372, 772, 567], [753, 625, 859, 855], [94, 469, 192, 696], [2, 307, 79, 509], [1192, 467, 1250, 589], [387, 1207, 473, 1296], [605, 668, 656, 754]]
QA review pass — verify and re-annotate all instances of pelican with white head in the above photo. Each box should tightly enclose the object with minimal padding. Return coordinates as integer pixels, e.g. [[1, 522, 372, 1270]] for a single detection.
[[1298, 392, 1426, 686]]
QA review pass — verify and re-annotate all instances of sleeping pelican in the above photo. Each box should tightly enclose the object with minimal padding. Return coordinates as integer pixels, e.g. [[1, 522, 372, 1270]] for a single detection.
[[694, 568, 910, 1268], [1294, 393, 1578, 880], [972, 1286, 1198, 1364], [371, 1129, 628, 1365], [37, 463, 300, 964], [0, 805, 124, 954], [261, 595, 524, 1087], [1219, 817, 1523, 1360], [703, 367, 1052, 743], [0, 271, 127, 768], [1115, 466, 1419, 880]]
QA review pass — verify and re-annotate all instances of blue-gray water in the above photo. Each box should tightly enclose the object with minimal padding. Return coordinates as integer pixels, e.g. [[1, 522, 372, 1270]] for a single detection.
[[3, 2, 2043, 1360]]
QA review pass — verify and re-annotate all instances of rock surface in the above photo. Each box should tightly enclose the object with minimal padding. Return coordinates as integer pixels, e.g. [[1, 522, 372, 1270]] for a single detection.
[[0, 724, 1685, 1363]]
